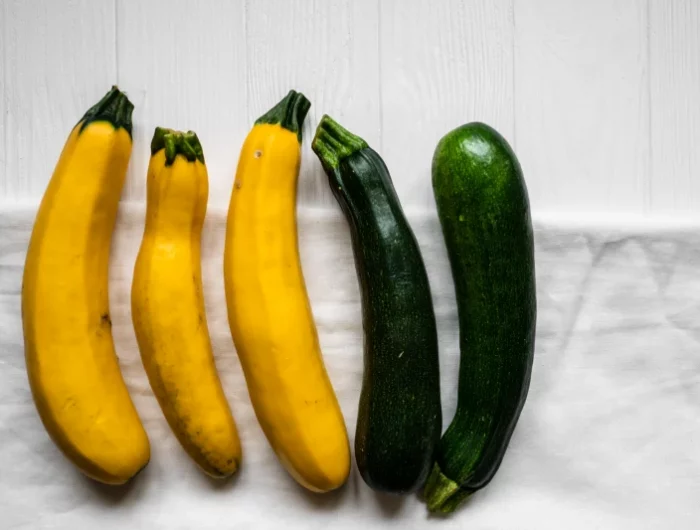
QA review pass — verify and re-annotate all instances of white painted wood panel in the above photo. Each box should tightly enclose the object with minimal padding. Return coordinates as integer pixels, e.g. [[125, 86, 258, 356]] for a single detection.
[[246, 0, 380, 207], [1, 0, 116, 199], [0, 2, 6, 197], [380, 0, 515, 211], [514, 0, 650, 214], [3, 0, 700, 216], [117, 0, 247, 207], [649, 0, 700, 213]]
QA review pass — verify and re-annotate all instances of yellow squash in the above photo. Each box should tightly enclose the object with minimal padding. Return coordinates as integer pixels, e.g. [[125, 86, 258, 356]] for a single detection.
[[224, 91, 350, 492], [22, 87, 150, 485], [132, 128, 241, 478]]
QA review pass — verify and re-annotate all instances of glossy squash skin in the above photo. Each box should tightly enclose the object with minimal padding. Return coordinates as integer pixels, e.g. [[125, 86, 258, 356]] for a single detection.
[[224, 92, 350, 493], [424, 122, 536, 514], [312, 115, 442, 494]]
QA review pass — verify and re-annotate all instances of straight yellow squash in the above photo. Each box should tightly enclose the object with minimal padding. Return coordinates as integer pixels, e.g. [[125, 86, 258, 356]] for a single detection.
[[22, 87, 150, 484], [224, 91, 350, 492], [132, 128, 241, 478]]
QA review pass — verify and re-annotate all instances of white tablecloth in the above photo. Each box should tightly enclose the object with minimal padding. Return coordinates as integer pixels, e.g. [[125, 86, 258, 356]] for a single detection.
[[1, 204, 698, 529]]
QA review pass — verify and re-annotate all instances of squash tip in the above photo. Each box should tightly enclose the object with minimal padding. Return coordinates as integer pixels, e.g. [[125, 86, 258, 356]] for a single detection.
[[255, 90, 311, 142], [150, 127, 205, 166], [311, 115, 368, 170], [78, 86, 134, 137], [422, 462, 472, 515]]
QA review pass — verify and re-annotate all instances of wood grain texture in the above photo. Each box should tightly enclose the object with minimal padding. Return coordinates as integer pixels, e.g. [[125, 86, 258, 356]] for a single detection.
[[246, 0, 380, 207], [116, 0, 247, 206], [649, 0, 700, 213], [3, 0, 700, 216], [380, 0, 515, 211], [0, 1, 5, 197], [1, 0, 116, 199], [514, 0, 650, 214]]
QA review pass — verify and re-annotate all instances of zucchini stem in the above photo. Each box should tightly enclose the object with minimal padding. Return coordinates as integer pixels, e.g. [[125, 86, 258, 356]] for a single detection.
[[255, 90, 311, 142], [150, 127, 205, 166], [311, 115, 368, 171], [79, 86, 134, 137], [423, 462, 472, 514]]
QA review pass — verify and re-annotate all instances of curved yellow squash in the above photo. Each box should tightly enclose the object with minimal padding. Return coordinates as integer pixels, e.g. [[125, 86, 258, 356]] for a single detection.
[[224, 91, 350, 492], [22, 87, 150, 485], [132, 129, 241, 478]]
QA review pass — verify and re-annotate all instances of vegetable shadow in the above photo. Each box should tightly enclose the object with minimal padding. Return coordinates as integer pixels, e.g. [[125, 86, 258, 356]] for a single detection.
[[373, 490, 406, 517], [86, 462, 150, 507]]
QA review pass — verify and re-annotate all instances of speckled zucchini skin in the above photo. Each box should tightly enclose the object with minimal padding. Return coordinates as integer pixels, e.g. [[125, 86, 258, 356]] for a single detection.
[[312, 116, 442, 494], [425, 122, 536, 513]]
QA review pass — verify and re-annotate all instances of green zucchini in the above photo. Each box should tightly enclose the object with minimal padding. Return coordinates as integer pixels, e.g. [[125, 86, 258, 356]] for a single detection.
[[312, 115, 442, 494], [424, 122, 536, 513]]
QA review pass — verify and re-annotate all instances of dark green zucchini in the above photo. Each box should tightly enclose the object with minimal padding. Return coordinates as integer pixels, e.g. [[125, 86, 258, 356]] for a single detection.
[[312, 115, 441, 494], [424, 122, 536, 513]]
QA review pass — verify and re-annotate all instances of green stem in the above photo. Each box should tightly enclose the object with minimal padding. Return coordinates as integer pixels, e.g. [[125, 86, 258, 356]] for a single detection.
[[311, 114, 368, 171], [150, 127, 205, 166], [79, 86, 134, 136], [422, 462, 473, 514], [255, 90, 311, 142]]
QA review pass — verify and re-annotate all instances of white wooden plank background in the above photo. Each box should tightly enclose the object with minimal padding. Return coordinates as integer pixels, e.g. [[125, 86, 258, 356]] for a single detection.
[[1, 0, 116, 199], [1, 0, 699, 212], [515, 0, 650, 214], [116, 0, 248, 205], [649, 0, 700, 213], [381, 0, 514, 211], [246, 0, 380, 208]]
